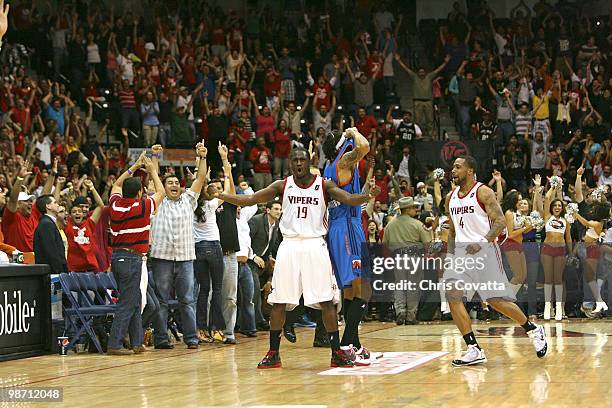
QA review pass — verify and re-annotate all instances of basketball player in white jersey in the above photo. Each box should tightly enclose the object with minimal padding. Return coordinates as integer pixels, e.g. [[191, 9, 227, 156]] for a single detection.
[[214, 148, 381, 368], [444, 156, 548, 366]]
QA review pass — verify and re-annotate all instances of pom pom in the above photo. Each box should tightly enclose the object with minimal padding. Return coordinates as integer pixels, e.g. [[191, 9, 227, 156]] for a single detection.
[[528, 211, 545, 230], [433, 168, 445, 180], [515, 214, 526, 228], [590, 185, 606, 201], [549, 176, 563, 189], [565, 202, 579, 223]]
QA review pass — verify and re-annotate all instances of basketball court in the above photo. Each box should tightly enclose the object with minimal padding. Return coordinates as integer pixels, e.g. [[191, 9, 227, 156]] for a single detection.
[[2, 320, 609, 407]]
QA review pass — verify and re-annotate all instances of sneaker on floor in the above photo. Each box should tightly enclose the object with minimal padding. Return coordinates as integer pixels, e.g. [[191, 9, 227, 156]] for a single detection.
[[352, 347, 371, 366], [154, 342, 174, 350], [211, 330, 225, 342], [198, 329, 214, 344], [187, 343, 199, 350], [527, 324, 548, 358], [258, 350, 282, 369], [223, 337, 236, 345], [132, 345, 149, 354], [356, 346, 383, 361], [340, 345, 356, 362], [331, 349, 355, 368], [451, 344, 487, 367]]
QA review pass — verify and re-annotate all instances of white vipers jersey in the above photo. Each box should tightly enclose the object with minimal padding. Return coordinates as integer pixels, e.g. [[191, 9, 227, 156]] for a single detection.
[[280, 175, 328, 239], [449, 182, 492, 243]]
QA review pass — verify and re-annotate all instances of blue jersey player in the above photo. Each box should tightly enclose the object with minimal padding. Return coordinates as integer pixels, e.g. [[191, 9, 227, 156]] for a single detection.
[[323, 127, 382, 365]]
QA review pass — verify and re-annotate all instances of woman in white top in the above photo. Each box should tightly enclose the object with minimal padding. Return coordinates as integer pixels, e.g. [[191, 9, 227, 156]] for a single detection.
[[86, 32, 101, 66], [540, 182, 572, 320], [193, 169, 231, 342]]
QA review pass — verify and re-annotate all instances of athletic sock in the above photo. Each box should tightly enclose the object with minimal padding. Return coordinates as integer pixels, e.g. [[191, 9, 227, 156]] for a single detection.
[[349, 298, 367, 350], [521, 320, 537, 333], [463, 332, 480, 349], [269, 330, 281, 351], [329, 331, 340, 351], [340, 298, 354, 346]]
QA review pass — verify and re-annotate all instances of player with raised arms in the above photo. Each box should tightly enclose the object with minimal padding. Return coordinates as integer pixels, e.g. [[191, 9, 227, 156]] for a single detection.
[[213, 147, 381, 368]]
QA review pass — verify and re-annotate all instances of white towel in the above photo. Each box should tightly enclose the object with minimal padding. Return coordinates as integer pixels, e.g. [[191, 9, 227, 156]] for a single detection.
[[140, 256, 148, 313]]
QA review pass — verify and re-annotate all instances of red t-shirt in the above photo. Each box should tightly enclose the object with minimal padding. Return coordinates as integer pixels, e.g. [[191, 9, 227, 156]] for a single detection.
[[210, 26, 225, 45], [65, 217, 100, 272], [109, 193, 156, 255], [313, 82, 332, 111], [10, 107, 31, 134], [2, 205, 42, 252], [273, 129, 291, 158], [356, 115, 378, 138], [256, 115, 275, 139], [264, 72, 281, 97], [94, 206, 112, 272], [182, 63, 197, 86], [375, 175, 389, 203], [249, 147, 272, 173]]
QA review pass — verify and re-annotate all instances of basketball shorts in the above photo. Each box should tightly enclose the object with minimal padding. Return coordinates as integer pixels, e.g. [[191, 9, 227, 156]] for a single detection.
[[327, 218, 366, 288], [268, 237, 340, 311], [442, 242, 516, 302]]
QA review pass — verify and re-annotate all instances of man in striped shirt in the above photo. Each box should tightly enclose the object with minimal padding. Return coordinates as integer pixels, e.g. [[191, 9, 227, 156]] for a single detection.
[[119, 79, 140, 142], [149, 142, 209, 349], [107, 150, 165, 355]]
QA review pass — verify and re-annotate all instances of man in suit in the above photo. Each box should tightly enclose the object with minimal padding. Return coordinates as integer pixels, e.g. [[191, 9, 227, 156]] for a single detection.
[[34, 195, 68, 274], [248, 200, 282, 330], [393, 145, 422, 188]]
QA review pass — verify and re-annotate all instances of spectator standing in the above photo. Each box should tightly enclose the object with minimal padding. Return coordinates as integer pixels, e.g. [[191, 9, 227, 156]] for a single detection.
[[64, 179, 105, 272], [382, 197, 431, 325], [107, 152, 164, 355], [140, 91, 160, 147], [150, 143, 208, 350], [248, 200, 282, 329], [33, 194, 67, 274], [118, 80, 140, 141], [235, 206, 257, 337], [394, 54, 450, 140], [216, 146, 241, 344], [249, 137, 273, 191]]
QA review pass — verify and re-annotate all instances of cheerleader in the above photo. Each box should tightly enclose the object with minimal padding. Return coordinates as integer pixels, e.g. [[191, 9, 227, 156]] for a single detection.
[[501, 188, 541, 294], [541, 181, 572, 320], [574, 167, 609, 314]]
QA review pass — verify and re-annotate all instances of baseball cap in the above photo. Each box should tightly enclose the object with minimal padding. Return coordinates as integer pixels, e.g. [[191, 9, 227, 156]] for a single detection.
[[73, 196, 89, 207], [17, 192, 35, 201], [417, 182, 425, 189], [398, 197, 420, 209]]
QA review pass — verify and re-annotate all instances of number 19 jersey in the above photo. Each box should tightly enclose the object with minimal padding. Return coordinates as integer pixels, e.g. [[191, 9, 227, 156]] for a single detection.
[[280, 175, 328, 239], [449, 182, 491, 243]]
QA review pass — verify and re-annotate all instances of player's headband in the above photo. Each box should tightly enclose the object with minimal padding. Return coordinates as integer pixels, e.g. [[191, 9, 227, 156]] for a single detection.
[[335, 133, 346, 151]]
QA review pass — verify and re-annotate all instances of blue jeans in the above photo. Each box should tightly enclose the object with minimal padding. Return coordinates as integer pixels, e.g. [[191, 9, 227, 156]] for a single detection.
[[222, 253, 239, 339], [142, 271, 160, 328], [194, 241, 225, 331], [150, 258, 198, 346], [108, 252, 144, 349], [237, 262, 256, 332]]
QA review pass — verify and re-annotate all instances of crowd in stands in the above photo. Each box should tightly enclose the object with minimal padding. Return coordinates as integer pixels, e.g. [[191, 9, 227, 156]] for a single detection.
[[0, 0, 611, 350]]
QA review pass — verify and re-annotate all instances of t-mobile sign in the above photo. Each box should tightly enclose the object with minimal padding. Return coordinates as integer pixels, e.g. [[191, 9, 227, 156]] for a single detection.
[[0, 267, 52, 360]]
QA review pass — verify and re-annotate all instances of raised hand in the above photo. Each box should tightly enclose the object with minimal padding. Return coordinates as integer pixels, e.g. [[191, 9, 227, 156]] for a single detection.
[[218, 142, 228, 161], [196, 142, 207, 158], [577, 166, 584, 177], [533, 173, 541, 187], [0, 0, 10, 40], [18, 160, 33, 178], [492, 169, 502, 181], [151, 144, 163, 155], [142, 156, 156, 173], [83, 179, 94, 190], [52, 156, 60, 173], [368, 177, 381, 197]]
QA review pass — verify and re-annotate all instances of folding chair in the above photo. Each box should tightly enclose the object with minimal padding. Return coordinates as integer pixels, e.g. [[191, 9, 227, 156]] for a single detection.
[[59, 273, 115, 354]]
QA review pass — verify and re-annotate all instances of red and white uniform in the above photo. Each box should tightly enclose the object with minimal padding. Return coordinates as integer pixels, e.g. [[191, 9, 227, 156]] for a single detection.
[[270, 175, 338, 310], [280, 175, 328, 238], [448, 182, 490, 243], [444, 181, 514, 301]]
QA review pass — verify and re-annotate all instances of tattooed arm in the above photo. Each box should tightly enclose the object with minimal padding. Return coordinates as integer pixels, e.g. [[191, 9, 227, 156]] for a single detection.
[[479, 185, 507, 243]]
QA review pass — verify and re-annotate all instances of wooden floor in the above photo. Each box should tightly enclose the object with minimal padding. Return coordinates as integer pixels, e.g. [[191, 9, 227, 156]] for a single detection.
[[1, 319, 611, 408]]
